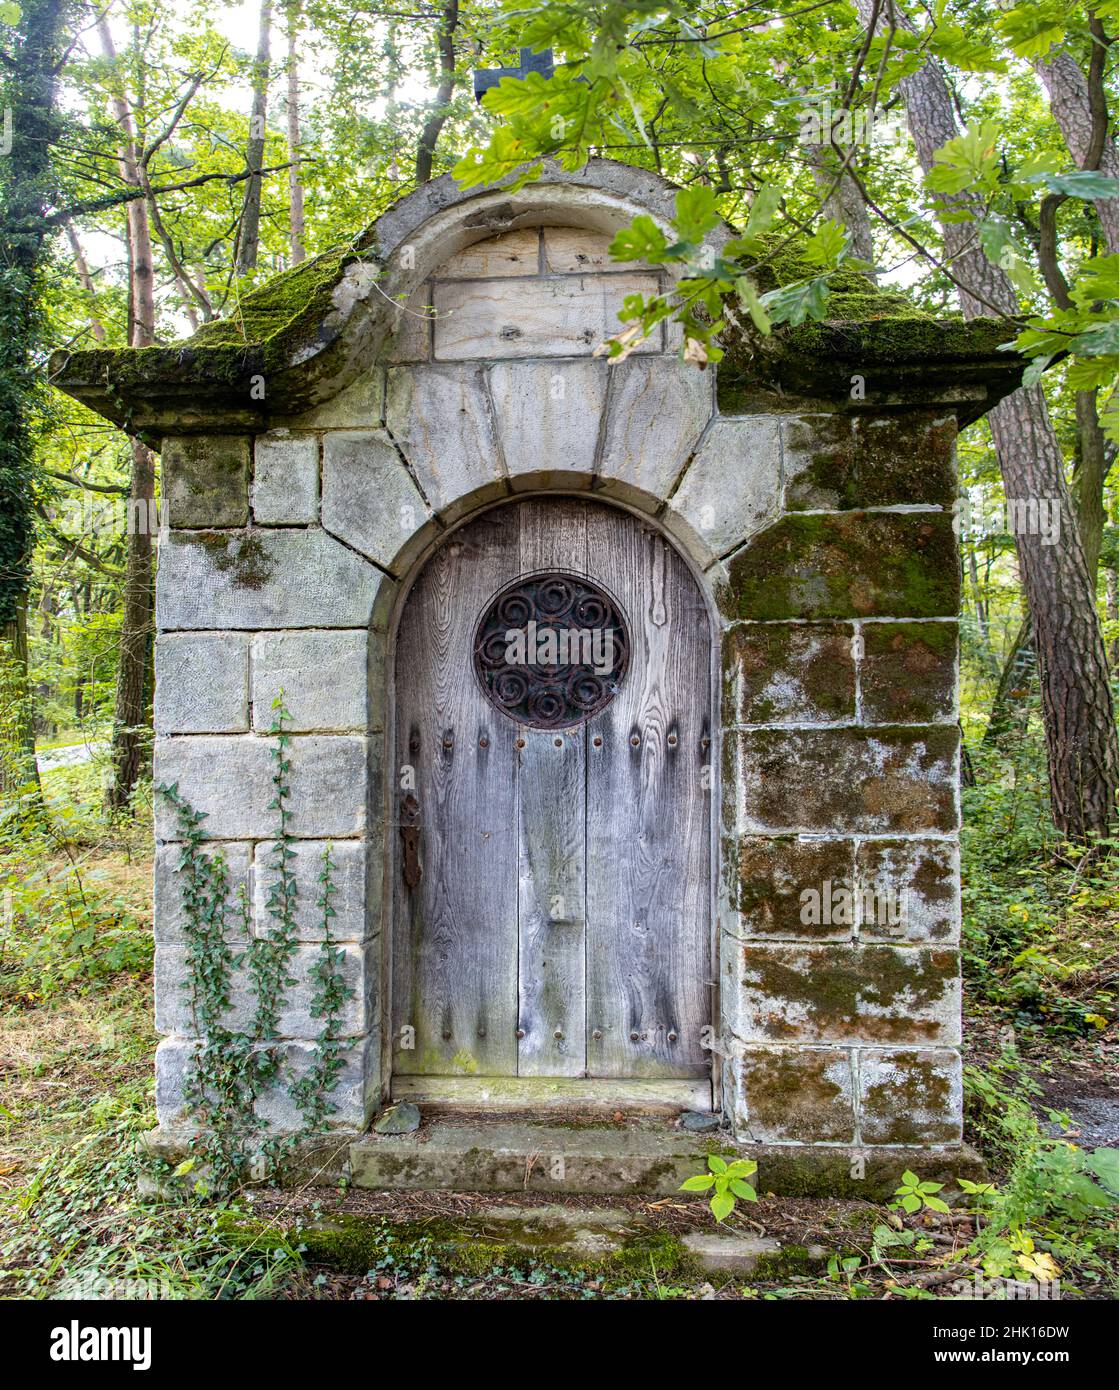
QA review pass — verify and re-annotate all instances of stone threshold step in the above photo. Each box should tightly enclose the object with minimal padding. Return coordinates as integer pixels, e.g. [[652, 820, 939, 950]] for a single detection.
[[346, 1117, 985, 1200]]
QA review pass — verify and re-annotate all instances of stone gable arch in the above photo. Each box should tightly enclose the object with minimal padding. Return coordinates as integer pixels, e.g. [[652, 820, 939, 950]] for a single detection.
[[54, 158, 1022, 1179]]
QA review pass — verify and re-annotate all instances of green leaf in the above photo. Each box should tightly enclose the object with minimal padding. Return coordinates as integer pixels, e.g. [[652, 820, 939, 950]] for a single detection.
[[708, 1153, 728, 1174], [740, 182, 782, 249], [803, 218, 850, 270], [710, 1189, 735, 1222], [609, 214, 668, 265], [900, 1193, 922, 1213], [674, 185, 721, 245], [735, 276, 771, 333], [924, 1196, 951, 1214], [901, 1169, 921, 1188], [680, 1173, 715, 1191], [0, 1, 22, 23], [1087, 1147, 1119, 1195], [1039, 170, 1119, 201], [926, 120, 1001, 195], [729, 1179, 757, 1201], [1070, 322, 1119, 356]]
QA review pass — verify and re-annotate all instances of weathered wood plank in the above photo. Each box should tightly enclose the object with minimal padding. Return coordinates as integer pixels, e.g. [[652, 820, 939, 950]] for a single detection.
[[392, 509, 522, 1076], [585, 505, 712, 1079], [516, 501, 588, 1076], [391, 1075, 711, 1111]]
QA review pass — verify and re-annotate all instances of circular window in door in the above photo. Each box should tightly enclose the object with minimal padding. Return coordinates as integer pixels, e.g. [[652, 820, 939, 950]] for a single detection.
[[473, 571, 630, 729]]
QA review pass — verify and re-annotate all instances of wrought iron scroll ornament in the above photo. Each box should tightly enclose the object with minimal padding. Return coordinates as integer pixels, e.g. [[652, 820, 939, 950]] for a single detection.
[[473, 572, 630, 729]]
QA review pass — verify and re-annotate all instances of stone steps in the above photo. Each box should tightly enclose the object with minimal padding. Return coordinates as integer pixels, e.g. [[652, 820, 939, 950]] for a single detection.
[[349, 1116, 724, 1196]]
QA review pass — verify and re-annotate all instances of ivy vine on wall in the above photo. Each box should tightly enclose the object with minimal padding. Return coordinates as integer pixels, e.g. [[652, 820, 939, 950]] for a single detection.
[[156, 695, 353, 1193]]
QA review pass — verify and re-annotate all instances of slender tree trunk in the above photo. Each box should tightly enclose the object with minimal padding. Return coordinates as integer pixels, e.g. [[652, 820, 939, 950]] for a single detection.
[[285, 0, 305, 264], [1107, 565, 1119, 668], [856, 0, 1119, 839], [65, 223, 106, 341], [807, 143, 876, 269], [415, 0, 458, 185], [96, 16, 157, 812], [236, 0, 273, 277]]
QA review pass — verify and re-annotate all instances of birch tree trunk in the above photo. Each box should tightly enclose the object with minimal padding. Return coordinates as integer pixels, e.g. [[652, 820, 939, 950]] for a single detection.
[[96, 16, 158, 813], [415, 0, 458, 185], [236, 0, 273, 277], [856, 0, 1119, 839], [285, 0, 304, 264]]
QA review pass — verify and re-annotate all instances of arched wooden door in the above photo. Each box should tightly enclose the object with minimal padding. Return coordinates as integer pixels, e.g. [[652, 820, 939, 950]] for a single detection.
[[391, 498, 712, 1102]]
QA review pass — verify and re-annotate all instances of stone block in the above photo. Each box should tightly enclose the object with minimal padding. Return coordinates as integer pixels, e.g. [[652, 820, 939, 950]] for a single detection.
[[783, 412, 957, 510], [292, 370, 385, 429], [489, 359, 606, 487], [855, 413, 957, 509], [153, 841, 252, 943], [154, 1037, 197, 1126], [597, 358, 713, 502], [860, 620, 957, 724], [385, 365, 506, 520], [254, 1035, 381, 1131], [163, 435, 250, 528], [432, 273, 660, 360], [321, 429, 434, 573], [153, 734, 368, 840], [858, 1048, 963, 1145], [437, 229, 540, 279], [723, 622, 855, 725], [731, 836, 856, 940], [385, 286, 433, 365], [154, 632, 250, 733], [155, 939, 377, 1039], [252, 837, 373, 941], [667, 417, 781, 562], [856, 838, 960, 944], [720, 513, 960, 621], [544, 227, 642, 274], [253, 433, 319, 524], [782, 415, 857, 511], [731, 1046, 855, 1143], [251, 630, 368, 732], [725, 943, 961, 1045], [729, 725, 959, 834], [156, 528, 382, 630]]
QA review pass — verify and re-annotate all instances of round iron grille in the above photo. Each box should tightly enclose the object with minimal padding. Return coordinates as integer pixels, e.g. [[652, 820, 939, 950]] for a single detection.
[[473, 572, 630, 729]]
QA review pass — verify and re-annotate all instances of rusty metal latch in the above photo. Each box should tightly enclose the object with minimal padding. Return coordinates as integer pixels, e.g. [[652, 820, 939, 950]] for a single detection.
[[400, 793, 422, 889]]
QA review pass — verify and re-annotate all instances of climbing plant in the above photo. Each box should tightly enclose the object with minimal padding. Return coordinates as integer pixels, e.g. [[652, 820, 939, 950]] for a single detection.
[[155, 695, 353, 1194]]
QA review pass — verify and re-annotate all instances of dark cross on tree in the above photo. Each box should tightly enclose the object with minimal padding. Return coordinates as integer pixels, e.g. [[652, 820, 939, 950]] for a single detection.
[[474, 47, 554, 101]]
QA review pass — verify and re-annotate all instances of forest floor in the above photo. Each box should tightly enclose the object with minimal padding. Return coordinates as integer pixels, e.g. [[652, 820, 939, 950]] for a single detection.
[[0, 755, 1117, 1300]]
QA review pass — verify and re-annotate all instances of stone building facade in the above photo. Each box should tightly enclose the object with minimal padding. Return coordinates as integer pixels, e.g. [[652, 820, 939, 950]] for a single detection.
[[54, 161, 1020, 1166]]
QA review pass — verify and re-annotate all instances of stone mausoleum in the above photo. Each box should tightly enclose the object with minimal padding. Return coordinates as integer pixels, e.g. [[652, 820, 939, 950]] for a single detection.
[[54, 161, 1020, 1191]]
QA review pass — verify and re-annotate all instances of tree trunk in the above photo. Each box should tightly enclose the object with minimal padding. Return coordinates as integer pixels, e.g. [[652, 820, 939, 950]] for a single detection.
[[415, 0, 458, 185], [236, 0, 273, 277], [856, 0, 1119, 839], [1033, 43, 1119, 253], [285, 0, 305, 264], [807, 145, 876, 269], [96, 16, 158, 812], [1107, 565, 1119, 668], [0, 0, 68, 799]]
